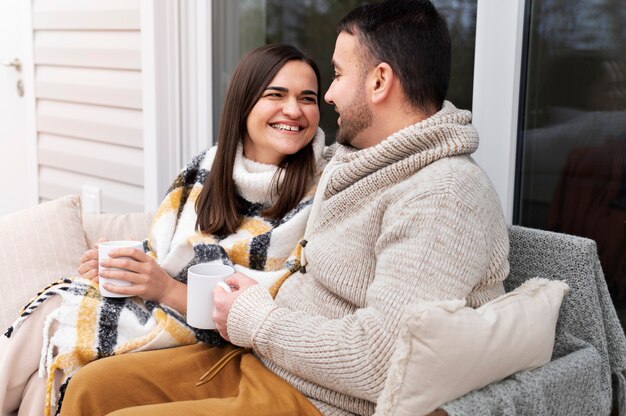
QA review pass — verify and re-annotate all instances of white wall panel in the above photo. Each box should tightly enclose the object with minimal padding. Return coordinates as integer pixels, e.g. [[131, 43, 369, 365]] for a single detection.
[[35, 66, 142, 109], [36, 100, 142, 148], [39, 167, 144, 213], [33, 0, 140, 30], [33, 0, 140, 12], [34, 31, 141, 69], [38, 134, 143, 186], [32, 1, 144, 213]]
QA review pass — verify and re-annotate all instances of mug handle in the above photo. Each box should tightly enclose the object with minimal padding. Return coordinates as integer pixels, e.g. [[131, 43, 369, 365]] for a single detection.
[[216, 281, 233, 293]]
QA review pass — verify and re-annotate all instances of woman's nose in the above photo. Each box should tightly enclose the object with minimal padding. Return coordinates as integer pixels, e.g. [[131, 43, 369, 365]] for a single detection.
[[282, 98, 302, 117]]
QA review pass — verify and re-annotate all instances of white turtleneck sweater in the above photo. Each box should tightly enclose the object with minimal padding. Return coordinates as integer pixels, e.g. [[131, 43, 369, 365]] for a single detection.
[[227, 102, 510, 415]]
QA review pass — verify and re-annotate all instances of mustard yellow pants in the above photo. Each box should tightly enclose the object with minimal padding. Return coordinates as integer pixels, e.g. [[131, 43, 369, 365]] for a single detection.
[[59, 343, 322, 416]]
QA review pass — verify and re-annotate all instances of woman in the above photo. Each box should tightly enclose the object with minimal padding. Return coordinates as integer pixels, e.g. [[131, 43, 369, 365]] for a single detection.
[[0, 43, 326, 416]]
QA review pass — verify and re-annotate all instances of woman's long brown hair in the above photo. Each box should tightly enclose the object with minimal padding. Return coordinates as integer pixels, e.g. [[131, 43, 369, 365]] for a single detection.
[[195, 44, 321, 236]]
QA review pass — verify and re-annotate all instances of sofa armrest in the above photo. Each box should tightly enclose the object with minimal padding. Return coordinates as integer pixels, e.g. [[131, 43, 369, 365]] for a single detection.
[[440, 345, 609, 415], [83, 212, 153, 248]]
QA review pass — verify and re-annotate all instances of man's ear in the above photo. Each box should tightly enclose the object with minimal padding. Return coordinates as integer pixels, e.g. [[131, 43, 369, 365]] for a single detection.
[[370, 62, 394, 104]]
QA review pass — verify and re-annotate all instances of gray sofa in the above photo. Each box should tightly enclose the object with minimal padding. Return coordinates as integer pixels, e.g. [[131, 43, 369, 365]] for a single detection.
[[441, 225, 626, 415]]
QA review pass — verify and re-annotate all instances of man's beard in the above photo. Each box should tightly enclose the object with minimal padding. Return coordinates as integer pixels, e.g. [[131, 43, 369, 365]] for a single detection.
[[336, 88, 373, 146]]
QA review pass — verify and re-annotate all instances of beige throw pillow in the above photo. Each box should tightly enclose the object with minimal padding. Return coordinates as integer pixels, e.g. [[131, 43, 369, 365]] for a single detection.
[[82, 212, 153, 248], [0, 195, 88, 330], [375, 278, 569, 416]]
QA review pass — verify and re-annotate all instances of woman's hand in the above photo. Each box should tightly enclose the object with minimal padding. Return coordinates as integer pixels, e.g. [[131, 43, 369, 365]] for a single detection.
[[78, 238, 107, 283], [99, 248, 186, 312], [213, 272, 258, 341]]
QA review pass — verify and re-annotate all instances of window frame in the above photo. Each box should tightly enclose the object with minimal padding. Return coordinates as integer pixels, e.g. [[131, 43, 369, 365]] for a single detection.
[[141, 0, 182, 210], [471, 0, 527, 224], [160, 0, 527, 221]]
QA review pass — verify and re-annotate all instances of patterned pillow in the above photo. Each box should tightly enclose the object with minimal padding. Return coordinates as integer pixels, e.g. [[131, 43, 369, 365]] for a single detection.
[[0, 195, 88, 330], [375, 278, 569, 416]]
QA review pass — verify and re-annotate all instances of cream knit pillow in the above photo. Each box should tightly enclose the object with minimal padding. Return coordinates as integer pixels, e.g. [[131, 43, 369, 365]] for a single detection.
[[0, 195, 88, 330], [375, 278, 569, 416]]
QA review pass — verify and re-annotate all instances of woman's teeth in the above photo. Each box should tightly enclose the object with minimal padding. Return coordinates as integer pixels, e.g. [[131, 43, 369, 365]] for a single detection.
[[271, 123, 301, 132]]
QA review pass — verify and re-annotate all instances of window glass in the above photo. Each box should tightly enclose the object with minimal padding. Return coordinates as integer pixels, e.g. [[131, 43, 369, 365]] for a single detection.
[[212, 0, 477, 143], [518, 0, 626, 323]]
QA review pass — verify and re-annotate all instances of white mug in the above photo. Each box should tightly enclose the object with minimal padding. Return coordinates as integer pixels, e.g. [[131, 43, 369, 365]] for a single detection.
[[98, 240, 143, 298], [186, 263, 234, 329]]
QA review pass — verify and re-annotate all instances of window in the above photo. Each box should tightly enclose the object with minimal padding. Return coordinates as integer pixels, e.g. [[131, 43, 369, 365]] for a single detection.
[[517, 0, 626, 323], [212, 0, 477, 143]]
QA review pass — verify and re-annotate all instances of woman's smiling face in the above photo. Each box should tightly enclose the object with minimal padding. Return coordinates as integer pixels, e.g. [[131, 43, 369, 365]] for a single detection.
[[243, 60, 320, 165]]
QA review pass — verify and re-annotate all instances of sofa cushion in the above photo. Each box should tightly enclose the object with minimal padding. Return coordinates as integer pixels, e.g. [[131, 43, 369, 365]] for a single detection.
[[0, 195, 88, 330], [374, 278, 569, 416], [83, 212, 153, 249]]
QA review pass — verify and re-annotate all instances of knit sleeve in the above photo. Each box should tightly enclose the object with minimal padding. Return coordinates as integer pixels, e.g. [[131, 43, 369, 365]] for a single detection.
[[227, 190, 508, 402]]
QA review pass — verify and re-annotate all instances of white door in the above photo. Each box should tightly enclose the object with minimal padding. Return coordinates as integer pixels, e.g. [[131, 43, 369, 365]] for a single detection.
[[0, 0, 37, 216]]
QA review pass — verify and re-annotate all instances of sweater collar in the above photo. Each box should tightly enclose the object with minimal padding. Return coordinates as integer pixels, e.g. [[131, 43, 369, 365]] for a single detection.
[[233, 127, 326, 204], [325, 101, 479, 197]]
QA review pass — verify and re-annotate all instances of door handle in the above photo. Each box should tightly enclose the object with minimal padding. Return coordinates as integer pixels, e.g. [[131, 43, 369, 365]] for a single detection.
[[0, 58, 22, 73]]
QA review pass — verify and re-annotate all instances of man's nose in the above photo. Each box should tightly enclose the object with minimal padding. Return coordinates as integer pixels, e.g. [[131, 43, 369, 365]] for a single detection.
[[324, 88, 334, 105]]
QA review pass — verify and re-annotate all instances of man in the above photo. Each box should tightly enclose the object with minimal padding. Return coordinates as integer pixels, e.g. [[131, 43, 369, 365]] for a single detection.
[[61, 1, 509, 415], [221, 0, 508, 412]]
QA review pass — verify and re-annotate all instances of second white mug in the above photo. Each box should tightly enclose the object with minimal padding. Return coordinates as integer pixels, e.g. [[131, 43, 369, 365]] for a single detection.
[[186, 263, 234, 329]]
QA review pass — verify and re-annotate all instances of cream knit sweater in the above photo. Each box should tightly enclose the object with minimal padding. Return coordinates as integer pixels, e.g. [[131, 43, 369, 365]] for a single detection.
[[228, 102, 510, 415]]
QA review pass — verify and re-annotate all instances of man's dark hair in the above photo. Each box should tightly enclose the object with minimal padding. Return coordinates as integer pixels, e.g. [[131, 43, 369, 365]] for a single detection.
[[338, 0, 451, 113]]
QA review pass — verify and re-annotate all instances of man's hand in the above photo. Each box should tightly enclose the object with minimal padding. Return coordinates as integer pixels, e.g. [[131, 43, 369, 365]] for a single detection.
[[213, 272, 258, 341]]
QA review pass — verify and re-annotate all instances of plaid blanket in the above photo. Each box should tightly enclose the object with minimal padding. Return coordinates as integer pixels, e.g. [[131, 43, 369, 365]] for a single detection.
[[5, 135, 325, 416]]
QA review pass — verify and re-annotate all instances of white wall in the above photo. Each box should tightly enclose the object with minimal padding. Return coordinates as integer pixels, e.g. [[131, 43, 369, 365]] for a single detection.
[[33, 0, 144, 213]]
